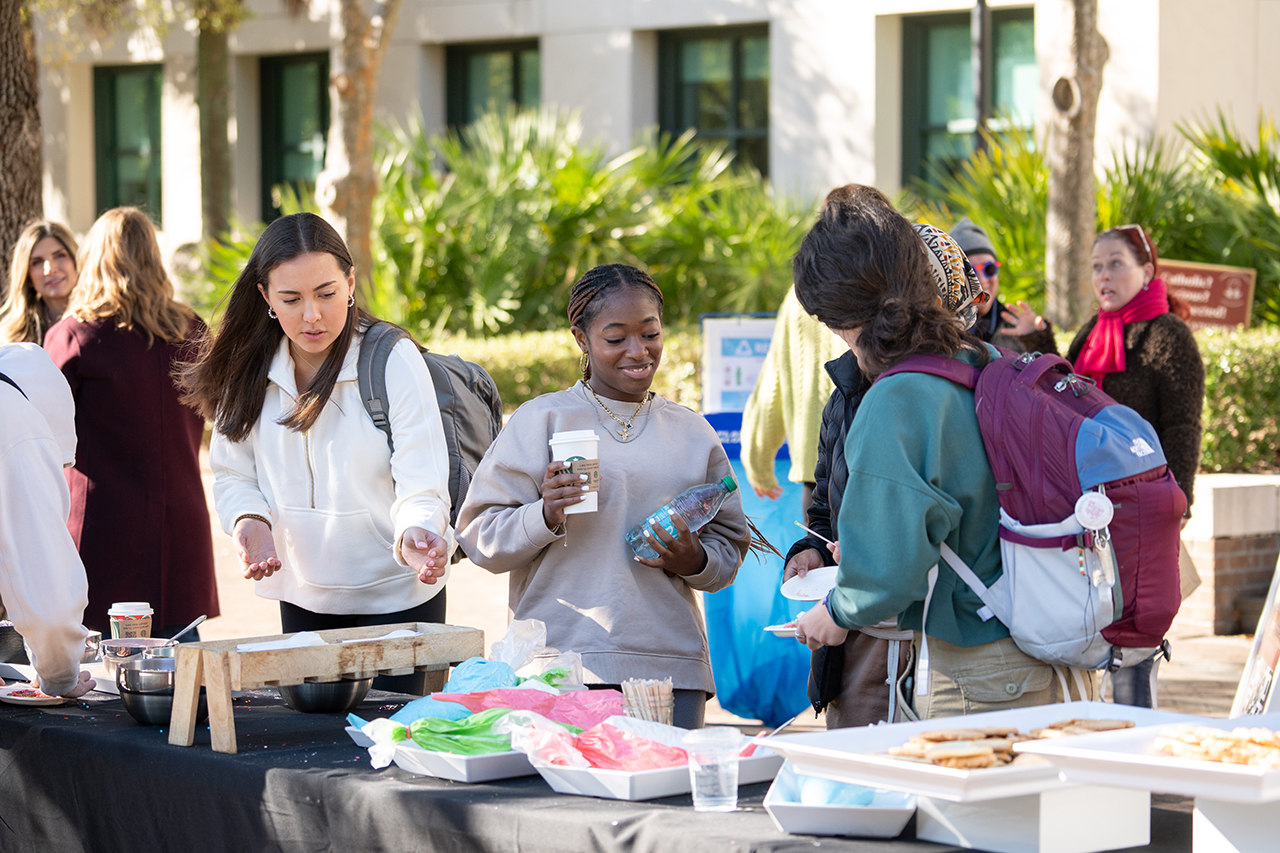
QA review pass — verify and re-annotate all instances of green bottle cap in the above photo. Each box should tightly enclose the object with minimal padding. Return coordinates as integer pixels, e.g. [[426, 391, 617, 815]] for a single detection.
[[721, 475, 738, 492]]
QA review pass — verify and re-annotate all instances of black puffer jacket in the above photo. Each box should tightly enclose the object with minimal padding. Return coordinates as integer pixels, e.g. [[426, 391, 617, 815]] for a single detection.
[[785, 350, 868, 565]]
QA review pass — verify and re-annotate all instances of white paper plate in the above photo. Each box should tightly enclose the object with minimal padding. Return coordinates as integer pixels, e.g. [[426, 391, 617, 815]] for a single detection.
[[763, 624, 798, 637], [535, 750, 783, 801], [1014, 711, 1280, 804], [759, 701, 1204, 803], [780, 567, 837, 601], [0, 684, 64, 706], [764, 785, 916, 838]]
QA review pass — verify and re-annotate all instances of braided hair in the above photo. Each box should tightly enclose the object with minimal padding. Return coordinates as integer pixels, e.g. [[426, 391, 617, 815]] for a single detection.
[[567, 264, 664, 380]]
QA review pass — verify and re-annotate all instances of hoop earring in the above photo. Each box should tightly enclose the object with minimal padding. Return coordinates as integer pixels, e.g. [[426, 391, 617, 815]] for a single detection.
[[579, 351, 591, 381], [348, 294, 356, 308], [267, 306, 277, 320]]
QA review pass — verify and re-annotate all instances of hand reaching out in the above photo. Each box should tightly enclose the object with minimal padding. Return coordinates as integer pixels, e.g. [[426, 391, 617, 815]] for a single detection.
[[783, 547, 825, 583], [752, 483, 784, 500], [1001, 301, 1047, 337], [404, 526, 449, 584], [235, 517, 281, 580]]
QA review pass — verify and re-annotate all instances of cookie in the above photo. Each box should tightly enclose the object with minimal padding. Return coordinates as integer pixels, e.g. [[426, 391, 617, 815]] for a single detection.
[[915, 728, 991, 742]]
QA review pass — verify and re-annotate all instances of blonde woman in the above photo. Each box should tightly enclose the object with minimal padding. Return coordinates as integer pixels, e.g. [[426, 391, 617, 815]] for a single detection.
[[43, 208, 219, 637], [1, 221, 79, 344]]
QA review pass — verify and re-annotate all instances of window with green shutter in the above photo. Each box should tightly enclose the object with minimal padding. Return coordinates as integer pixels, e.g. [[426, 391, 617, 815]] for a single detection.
[[446, 41, 540, 128], [261, 52, 329, 222], [659, 25, 770, 176], [94, 64, 163, 222]]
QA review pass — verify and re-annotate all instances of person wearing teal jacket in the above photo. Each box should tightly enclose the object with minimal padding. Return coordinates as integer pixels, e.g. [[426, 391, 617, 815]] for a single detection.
[[791, 184, 1096, 719]]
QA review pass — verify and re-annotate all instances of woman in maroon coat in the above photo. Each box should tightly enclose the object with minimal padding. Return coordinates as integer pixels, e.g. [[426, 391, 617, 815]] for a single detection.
[[43, 208, 219, 636]]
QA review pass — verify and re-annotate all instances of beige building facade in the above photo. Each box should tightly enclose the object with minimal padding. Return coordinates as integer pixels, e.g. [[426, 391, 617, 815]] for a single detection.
[[36, 0, 1280, 253]]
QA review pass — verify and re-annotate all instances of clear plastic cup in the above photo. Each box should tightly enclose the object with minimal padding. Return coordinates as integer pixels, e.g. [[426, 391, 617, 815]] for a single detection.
[[682, 727, 743, 812]]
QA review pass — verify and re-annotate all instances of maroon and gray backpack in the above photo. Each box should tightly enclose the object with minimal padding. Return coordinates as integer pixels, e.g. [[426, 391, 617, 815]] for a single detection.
[[880, 350, 1185, 672]]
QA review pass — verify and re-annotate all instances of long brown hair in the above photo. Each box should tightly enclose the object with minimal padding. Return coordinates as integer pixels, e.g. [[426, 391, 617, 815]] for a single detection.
[[0, 220, 79, 344], [178, 212, 373, 441], [66, 207, 194, 345], [792, 184, 984, 379]]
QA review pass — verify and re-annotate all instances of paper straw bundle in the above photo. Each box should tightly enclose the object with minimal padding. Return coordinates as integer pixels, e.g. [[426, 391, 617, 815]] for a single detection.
[[621, 677, 674, 725]]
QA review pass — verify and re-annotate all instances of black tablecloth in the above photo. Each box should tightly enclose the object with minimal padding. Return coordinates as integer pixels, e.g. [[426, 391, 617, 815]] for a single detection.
[[0, 689, 1193, 853]]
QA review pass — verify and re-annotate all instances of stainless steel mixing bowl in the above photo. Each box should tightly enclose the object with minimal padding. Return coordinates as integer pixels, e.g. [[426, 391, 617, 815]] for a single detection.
[[116, 659, 208, 726], [277, 677, 373, 714]]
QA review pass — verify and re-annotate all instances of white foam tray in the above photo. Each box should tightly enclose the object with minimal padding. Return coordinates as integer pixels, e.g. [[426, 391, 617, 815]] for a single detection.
[[759, 701, 1203, 802], [1014, 711, 1280, 804], [345, 725, 537, 783], [535, 750, 783, 801], [394, 743, 536, 783], [763, 786, 916, 838]]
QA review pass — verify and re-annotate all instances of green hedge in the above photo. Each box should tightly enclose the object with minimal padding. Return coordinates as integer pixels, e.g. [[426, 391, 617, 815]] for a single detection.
[[1199, 327, 1280, 472], [431, 326, 702, 412], [443, 325, 1280, 475]]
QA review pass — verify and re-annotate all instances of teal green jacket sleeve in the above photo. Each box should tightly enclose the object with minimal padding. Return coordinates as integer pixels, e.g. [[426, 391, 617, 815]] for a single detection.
[[829, 360, 1008, 648]]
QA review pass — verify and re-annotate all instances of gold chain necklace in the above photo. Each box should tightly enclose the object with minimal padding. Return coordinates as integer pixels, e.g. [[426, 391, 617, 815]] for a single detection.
[[583, 381, 651, 442]]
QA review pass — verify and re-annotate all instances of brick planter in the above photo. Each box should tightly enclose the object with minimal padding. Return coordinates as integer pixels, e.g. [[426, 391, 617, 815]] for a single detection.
[[1173, 474, 1280, 636]]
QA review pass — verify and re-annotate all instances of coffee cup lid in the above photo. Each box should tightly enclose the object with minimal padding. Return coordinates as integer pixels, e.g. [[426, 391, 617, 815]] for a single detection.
[[108, 602, 154, 616], [549, 430, 599, 445]]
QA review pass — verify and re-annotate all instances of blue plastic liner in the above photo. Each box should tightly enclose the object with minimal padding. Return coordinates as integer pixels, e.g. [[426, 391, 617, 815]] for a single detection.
[[704, 455, 814, 727]]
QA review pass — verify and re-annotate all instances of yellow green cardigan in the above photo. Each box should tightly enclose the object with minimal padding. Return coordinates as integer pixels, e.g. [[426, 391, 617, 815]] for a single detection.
[[740, 290, 847, 489]]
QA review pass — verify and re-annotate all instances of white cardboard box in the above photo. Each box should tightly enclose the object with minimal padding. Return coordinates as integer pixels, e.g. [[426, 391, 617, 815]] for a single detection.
[[535, 750, 783, 801]]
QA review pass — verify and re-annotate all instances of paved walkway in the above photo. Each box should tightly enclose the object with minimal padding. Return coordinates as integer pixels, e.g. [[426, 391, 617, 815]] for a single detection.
[[195, 453, 1254, 730]]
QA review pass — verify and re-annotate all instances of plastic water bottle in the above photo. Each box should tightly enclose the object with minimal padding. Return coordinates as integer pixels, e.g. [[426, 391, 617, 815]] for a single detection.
[[625, 476, 739, 559]]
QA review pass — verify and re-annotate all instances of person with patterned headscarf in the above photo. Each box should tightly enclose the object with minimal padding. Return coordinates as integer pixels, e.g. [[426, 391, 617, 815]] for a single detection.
[[790, 185, 1096, 720], [783, 214, 987, 727]]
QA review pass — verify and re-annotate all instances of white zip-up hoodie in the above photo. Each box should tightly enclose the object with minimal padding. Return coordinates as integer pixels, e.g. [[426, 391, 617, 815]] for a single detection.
[[210, 329, 454, 615]]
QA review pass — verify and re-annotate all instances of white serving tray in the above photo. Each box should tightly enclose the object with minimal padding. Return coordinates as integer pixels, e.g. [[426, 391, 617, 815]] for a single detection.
[[763, 785, 916, 838], [345, 725, 538, 783], [534, 750, 783, 801], [759, 701, 1203, 802], [394, 742, 536, 783], [1014, 711, 1280, 804]]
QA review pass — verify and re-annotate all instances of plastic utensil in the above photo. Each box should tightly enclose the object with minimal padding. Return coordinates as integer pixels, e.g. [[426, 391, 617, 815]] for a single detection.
[[164, 614, 207, 645]]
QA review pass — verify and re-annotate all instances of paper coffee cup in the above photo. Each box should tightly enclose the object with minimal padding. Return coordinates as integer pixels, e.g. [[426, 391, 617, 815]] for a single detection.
[[108, 602, 153, 639], [549, 430, 600, 514]]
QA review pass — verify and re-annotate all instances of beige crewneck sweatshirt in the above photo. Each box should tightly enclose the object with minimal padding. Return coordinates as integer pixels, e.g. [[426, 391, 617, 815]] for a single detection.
[[457, 383, 750, 694]]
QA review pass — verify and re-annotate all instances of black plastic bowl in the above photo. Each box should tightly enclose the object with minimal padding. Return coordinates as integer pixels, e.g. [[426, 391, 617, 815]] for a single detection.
[[277, 678, 373, 714]]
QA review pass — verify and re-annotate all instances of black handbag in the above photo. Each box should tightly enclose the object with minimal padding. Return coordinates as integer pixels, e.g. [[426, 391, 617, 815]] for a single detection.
[[806, 641, 846, 715]]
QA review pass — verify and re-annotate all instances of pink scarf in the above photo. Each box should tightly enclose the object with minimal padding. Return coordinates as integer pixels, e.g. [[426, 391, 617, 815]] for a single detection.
[[1073, 278, 1170, 383]]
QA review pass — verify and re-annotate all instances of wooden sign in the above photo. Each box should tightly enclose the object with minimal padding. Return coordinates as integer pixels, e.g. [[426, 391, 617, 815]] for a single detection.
[[1231, 558, 1280, 717], [1161, 259, 1256, 331]]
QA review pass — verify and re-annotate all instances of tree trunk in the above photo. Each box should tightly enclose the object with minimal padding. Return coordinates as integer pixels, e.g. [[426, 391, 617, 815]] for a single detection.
[[316, 0, 402, 304], [198, 20, 232, 240], [1043, 0, 1109, 329], [0, 2, 44, 291]]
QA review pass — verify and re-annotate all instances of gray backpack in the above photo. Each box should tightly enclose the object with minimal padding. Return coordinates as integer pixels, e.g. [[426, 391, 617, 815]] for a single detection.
[[356, 322, 502, 554]]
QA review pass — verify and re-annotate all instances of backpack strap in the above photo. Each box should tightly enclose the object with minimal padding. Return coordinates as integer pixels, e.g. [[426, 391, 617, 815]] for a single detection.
[[875, 353, 982, 389], [0, 372, 26, 399], [356, 321, 411, 453]]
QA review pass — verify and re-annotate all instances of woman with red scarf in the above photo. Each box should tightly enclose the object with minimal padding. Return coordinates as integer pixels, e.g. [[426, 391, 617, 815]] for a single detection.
[[1067, 224, 1204, 708]]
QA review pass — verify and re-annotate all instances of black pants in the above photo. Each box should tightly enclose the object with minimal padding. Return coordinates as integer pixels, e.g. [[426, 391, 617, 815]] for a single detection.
[[279, 591, 448, 696]]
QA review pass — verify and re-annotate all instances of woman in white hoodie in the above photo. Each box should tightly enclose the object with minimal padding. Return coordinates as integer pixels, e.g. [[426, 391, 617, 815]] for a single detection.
[[180, 213, 453, 691]]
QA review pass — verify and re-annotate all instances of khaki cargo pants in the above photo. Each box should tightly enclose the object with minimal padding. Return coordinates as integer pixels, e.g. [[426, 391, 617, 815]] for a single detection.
[[898, 633, 1098, 721]]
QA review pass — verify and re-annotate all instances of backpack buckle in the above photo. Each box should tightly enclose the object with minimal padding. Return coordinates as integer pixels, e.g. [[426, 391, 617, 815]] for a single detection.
[[1014, 352, 1037, 369], [1055, 373, 1096, 397], [1107, 646, 1124, 673]]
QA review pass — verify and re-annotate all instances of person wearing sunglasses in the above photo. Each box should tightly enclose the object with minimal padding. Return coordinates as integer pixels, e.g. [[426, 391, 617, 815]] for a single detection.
[[949, 218, 1058, 355], [1067, 223, 1203, 709]]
